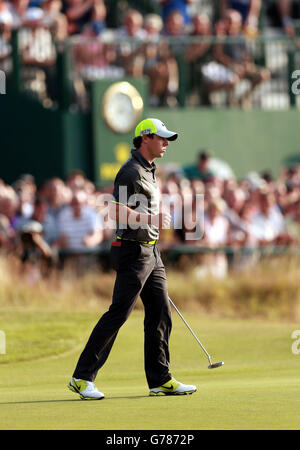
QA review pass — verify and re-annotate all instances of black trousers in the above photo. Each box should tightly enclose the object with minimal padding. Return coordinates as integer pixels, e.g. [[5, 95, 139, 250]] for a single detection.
[[73, 240, 172, 389]]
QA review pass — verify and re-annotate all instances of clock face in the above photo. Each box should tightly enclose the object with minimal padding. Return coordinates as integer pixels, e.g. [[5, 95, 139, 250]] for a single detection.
[[102, 82, 143, 134]]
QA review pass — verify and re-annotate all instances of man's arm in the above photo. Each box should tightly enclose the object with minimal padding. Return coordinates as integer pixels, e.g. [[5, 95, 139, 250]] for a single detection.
[[65, 0, 94, 21], [277, 0, 295, 36], [245, 0, 261, 29], [31, 232, 53, 258], [83, 229, 104, 248]]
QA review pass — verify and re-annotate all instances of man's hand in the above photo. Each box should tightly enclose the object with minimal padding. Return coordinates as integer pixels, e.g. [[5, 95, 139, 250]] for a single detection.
[[83, 230, 103, 248], [152, 212, 171, 229]]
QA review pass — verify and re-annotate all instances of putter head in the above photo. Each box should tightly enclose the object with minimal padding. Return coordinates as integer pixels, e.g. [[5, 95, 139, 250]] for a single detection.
[[208, 361, 224, 369]]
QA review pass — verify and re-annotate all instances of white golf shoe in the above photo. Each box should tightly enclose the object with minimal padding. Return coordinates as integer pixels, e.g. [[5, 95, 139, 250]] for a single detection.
[[149, 378, 197, 396], [68, 377, 105, 400]]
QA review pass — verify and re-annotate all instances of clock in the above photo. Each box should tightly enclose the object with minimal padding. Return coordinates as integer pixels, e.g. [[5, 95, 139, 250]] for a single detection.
[[102, 81, 144, 134]]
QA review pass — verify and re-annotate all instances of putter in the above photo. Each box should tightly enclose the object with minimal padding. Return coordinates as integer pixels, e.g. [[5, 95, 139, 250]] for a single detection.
[[168, 297, 224, 370]]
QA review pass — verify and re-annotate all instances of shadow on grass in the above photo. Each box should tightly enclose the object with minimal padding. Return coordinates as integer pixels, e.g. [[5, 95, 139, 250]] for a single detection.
[[0, 395, 148, 405]]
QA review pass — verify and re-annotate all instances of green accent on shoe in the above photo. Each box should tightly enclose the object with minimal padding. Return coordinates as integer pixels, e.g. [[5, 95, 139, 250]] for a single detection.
[[72, 378, 89, 392], [68, 378, 103, 400], [149, 378, 197, 396], [68, 378, 87, 399], [149, 391, 166, 396], [161, 379, 180, 391], [149, 390, 194, 396], [68, 383, 78, 394]]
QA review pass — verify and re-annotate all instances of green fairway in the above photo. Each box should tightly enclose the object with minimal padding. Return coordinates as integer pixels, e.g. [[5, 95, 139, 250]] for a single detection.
[[0, 309, 299, 430]]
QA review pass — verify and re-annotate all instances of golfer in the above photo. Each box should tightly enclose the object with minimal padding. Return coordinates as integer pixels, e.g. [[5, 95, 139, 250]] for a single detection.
[[68, 118, 197, 399]]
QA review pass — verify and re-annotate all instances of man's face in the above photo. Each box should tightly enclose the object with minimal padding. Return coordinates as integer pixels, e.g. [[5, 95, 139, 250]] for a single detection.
[[194, 15, 211, 35], [70, 192, 86, 217], [33, 203, 47, 222], [166, 12, 184, 36], [125, 12, 142, 36], [146, 134, 169, 160], [226, 11, 242, 35]]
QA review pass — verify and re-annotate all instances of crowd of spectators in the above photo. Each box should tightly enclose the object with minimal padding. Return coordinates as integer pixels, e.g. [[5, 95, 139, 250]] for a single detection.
[[1, 155, 300, 280], [1, 1, 299, 108]]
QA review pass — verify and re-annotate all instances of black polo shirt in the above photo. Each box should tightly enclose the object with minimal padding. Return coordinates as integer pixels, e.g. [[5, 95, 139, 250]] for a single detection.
[[112, 149, 160, 242]]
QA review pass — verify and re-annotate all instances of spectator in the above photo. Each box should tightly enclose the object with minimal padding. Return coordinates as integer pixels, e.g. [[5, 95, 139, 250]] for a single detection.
[[223, 185, 248, 243], [215, 9, 270, 109], [10, 0, 54, 29], [198, 198, 229, 278], [143, 13, 172, 106], [0, 185, 19, 229], [0, 184, 19, 252], [144, 12, 164, 39], [219, 0, 261, 36], [163, 8, 187, 37], [13, 175, 36, 222], [238, 200, 259, 246], [185, 13, 236, 106], [0, 213, 13, 252], [183, 150, 215, 183], [43, 177, 68, 221], [186, 13, 212, 91], [116, 9, 147, 78], [73, 34, 123, 85], [265, 0, 300, 37], [285, 199, 300, 243], [186, 13, 212, 63], [161, 9, 188, 105], [19, 219, 54, 282], [10, 0, 34, 28], [250, 189, 287, 244], [229, 199, 261, 270], [203, 198, 229, 246], [192, 17, 240, 107], [40, 0, 68, 42], [62, 0, 94, 35], [159, 0, 195, 25], [16, 197, 59, 246], [10, 0, 58, 103], [116, 8, 146, 39], [57, 189, 104, 252], [66, 169, 86, 191], [81, 0, 106, 37]]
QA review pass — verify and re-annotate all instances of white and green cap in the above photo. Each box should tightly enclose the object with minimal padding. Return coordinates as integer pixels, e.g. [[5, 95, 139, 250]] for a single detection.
[[135, 118, 178, 141]]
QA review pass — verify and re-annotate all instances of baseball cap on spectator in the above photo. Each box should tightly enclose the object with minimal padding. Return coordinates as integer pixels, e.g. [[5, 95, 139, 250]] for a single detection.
[[135, 118, 178, 141]]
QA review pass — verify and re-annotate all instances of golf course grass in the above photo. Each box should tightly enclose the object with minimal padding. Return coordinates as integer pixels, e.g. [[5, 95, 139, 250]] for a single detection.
[[0, 308, 299, 430]]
